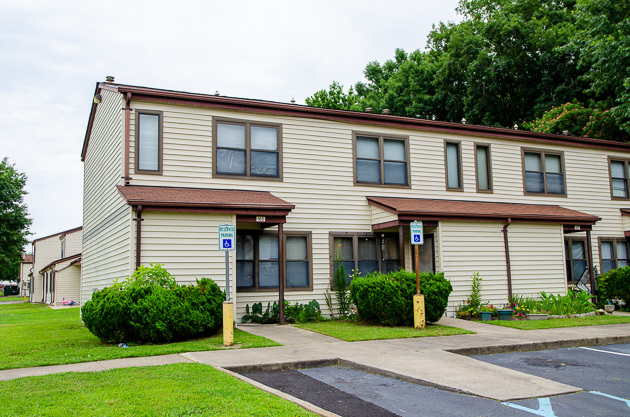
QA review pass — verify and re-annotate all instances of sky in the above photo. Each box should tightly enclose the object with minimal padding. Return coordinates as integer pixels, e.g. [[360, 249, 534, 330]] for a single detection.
[[0, 0, 461, 245]]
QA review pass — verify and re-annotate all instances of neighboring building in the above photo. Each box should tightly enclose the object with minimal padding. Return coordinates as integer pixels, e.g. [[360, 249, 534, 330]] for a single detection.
[[31, 227, 82, 305], [19, 254, 33, 297], [81, 80, 630, 317]]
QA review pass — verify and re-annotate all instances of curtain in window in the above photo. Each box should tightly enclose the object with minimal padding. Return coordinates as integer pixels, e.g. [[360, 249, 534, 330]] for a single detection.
[[138, 114, 159, 171], [545, 154, 564, 194], [524, 153, 544, 193], [446, 143, 460, 188], [356, 137, 381, 183], [601, 241, 616, 273], [611, 161, 628, 198], [476, 146, 489, 190], [384, 139, 407, 185], [286, 236, 308, 287]]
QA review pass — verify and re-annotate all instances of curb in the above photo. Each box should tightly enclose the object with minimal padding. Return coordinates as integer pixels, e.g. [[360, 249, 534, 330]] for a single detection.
[[447, 335, 630, 356]]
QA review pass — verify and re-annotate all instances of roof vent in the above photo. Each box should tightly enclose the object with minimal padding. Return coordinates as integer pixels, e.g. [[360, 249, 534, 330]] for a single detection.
[[215, 91, 220, 96], [365, 107, 373, 113], [563, 130, 569, 135], [461, 118, 466, 124], [105, 76, 115, 83], [383, 109, 390, 115], [291, 98, 296, 104], [513, 124, 519, 130]]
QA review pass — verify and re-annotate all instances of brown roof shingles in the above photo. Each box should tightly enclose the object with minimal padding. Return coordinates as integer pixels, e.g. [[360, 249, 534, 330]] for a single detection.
[[117, 185, 294, 210], [367, 196, 600, 225]]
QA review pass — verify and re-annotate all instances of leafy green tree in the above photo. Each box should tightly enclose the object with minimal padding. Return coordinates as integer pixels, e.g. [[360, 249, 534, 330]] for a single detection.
[[524, 102, 628, 140], [0, 158, 31, 281], [571, 0, 630, 134], [305, 81, 362, 111]]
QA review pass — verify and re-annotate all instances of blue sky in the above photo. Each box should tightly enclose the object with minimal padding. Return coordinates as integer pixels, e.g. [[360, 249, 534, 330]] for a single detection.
[[0, 0, 461, 244]]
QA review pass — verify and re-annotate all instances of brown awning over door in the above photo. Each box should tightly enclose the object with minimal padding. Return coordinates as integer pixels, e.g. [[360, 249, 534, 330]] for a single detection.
[[368, 196, 600, 230]]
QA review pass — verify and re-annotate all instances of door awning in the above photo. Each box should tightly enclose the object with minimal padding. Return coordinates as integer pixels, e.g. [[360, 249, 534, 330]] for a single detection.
[[367, 196, 600, 230], [117, 185, 294, 224]]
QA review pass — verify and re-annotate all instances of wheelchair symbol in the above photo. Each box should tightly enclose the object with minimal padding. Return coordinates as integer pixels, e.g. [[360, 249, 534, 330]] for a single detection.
[[414, 235, 421, 242], [223, 239, 232, 249]]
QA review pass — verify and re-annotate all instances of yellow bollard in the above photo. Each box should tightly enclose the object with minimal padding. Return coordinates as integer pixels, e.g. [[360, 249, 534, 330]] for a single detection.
[[23, 296, 26, 302], [223, 301, 234, 346], [414, 294, 425, 330]]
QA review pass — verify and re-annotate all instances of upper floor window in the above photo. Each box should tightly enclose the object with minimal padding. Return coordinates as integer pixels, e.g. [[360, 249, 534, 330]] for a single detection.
[[475, 144, 492, 192], [60, 235, 66, 259], [445, 141, 462, 190], [600, 238, 629, 274], [135, 111, 162, 173], [354, 133, 409, 186], [523, 149, 565, 195], [609, 159, 629, 199], [236, 231, 311, 291], [214, 118, 281, 179]]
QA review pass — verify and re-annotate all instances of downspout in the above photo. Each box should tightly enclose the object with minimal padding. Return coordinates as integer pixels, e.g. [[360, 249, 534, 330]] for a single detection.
[[124, 92, 132, 185], [586, 229, 595, 295], [502, 218, 513, 301], [135, 205, 143, 269], [278, 223, 285, 325], [398, 225, 405, 270]]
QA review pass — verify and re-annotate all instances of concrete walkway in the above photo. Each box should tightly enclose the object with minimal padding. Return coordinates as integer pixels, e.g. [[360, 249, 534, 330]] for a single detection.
[[1, 315, 630, 406]]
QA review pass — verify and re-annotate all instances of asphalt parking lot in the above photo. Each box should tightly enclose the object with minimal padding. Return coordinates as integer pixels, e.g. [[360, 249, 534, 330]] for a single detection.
[[242, 343, 630, 417]]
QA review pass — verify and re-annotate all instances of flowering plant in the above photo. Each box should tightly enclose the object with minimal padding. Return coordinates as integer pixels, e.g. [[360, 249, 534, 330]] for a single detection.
[[479, 304, 496, 314]]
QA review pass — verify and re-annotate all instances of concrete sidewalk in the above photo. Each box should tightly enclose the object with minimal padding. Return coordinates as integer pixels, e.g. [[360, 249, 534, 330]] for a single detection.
[[1, 316, 630, 404]]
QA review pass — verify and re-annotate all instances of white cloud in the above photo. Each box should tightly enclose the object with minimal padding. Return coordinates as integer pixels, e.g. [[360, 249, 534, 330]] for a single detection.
[[0, 0, 461, 241]]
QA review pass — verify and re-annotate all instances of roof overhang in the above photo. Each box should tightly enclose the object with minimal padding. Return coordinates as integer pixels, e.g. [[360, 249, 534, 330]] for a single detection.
[[117, 185, 294, 222], [81, 82, 630, 162], [39, 253, 82, 274], [368, 196, 600, 231]]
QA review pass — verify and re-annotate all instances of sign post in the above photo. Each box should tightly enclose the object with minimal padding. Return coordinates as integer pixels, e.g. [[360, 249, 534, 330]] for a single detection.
[[410, 221, 425, 330], [219, 224, 236, 346]]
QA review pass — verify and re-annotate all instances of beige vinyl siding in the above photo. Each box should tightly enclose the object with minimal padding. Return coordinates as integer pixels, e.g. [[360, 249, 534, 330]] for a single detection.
[[440, 221, 509, 310], [20, 262, 32, 296], [370, 206, 398, 225], [65, 230, 82, 257], [32, 237, 60, 303], [82, 89, 131, 301], [508, 223, 566, 297], [622, 215, 630, 232], [54, 263, 81, 306], [94, 99, 629, 315]]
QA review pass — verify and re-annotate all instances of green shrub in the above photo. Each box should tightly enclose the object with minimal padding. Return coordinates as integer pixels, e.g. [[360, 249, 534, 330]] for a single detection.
[[285, 300, 323, 324], [539, 291, 595, 315], [81, 264, 224, 343], [349, 270, 452, 326], [598, 266, 630, 310], [241, 301, 280, 324]]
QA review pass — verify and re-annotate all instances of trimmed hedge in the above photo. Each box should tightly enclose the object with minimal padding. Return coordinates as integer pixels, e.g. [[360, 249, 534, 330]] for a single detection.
[[598, 266, 630, 310], [349, 270, 452, 325], [82, 265, 224, 343]]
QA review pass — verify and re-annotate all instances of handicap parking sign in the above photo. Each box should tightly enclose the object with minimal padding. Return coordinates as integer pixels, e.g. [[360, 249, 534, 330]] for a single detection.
[[410, 221, 424, 245], [219, 225, 236, 251]]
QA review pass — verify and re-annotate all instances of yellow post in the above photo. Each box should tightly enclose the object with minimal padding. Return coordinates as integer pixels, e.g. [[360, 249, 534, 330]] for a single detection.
[[223, 301, 234, 346], [414, 244, 425, 330], [23, 296, 26, 302], [414, 294, 425, 330]]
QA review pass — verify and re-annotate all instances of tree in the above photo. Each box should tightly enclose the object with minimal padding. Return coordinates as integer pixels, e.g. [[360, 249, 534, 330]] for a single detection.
[[0, 158, 31, 281], [571, 0, 630, 135], [305, 81, 362, 111]]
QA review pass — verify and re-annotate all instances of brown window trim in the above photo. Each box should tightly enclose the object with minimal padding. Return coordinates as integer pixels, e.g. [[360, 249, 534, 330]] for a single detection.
[[444, 140, 463, 191], [565, 237, 588, 284], [521, 147, 567, 197], [608, 157, 630, 200], [328, 232, 401, 281], [352, 131, 411, 188], [598, 236, 630, 274], [236, 230, 312, 292], [212, 116, 283, 181], [134, 110, 163, 175], [474, 143, 493, 193]]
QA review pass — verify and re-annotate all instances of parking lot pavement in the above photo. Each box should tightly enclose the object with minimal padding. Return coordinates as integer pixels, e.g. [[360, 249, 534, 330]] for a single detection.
[[472, 343, 630, 416], [242, 343, 630, 417]]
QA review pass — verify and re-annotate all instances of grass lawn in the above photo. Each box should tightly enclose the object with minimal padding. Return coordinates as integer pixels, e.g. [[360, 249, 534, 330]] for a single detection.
[[295, 320, 473, 342], [0, 296, 25, 302], [484, 314, 630, 330], [0, 363, 315, 416], [0, 303, 279, 370]]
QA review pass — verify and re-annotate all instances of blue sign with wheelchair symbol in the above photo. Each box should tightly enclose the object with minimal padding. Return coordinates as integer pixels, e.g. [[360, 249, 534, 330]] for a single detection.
[[223, 239, 232, 249], [218, 225, 236, 251], [410, 221, 424, 245]]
